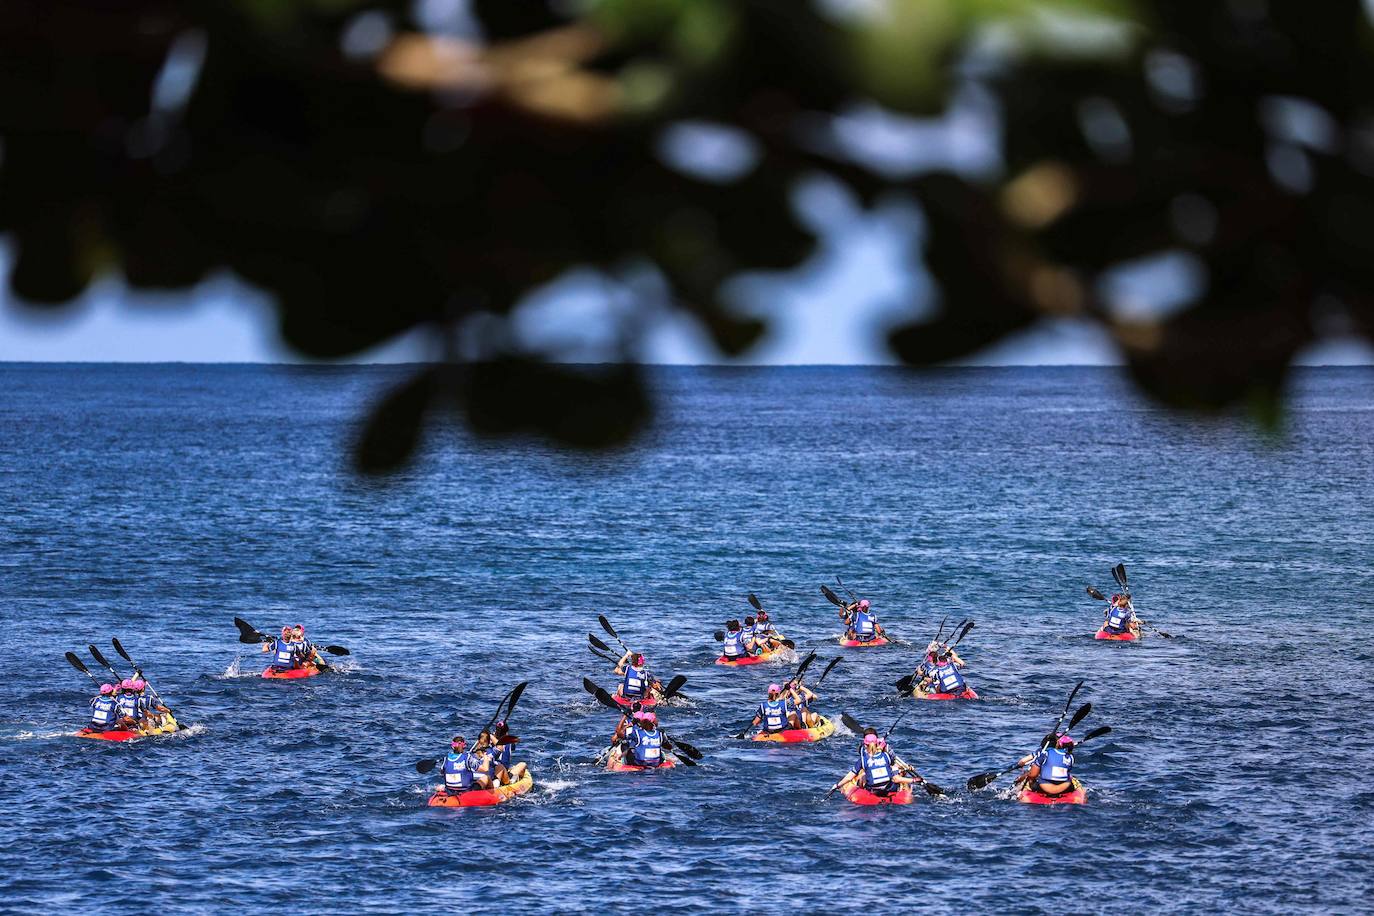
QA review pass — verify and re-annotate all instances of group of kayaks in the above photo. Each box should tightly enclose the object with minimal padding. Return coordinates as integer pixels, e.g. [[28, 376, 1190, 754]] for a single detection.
[[67, 566, 1159, 810]]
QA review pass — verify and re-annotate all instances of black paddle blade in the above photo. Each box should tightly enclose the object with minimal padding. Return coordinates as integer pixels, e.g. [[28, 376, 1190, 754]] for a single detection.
[[712, 631, 724, 642], [779, 638, 797, 649], [673, 753, 698, 767], [816, 656, 842, 685], [65, 651, 91, 675], [795, 650, 817, 680], [234, 617, 265, 644], [416, 758, 437, 774], [820, 584, 845, 608], [840, 712, 865, 735], [952, 621, 976, 646], [1117, 563, 1129, 589], [747, 592, 763, 612], [321, 645, 349, 656], [1079, 725, 1112, 743], [88, 644, 114, 672], [967, 771, 1000, 792], [668, 736, 703, 760], [1067, 703, 1092, 731], [921, 781, 948, 797], [933, 615, 948, 642], [582, 677, 601, 697], [895, 675, 914, 695], [111, 637, 133, 664], [597, 615, 619, 639], [1086, 586, 1107, 601], [661, 674, 687, 699], [593, 686, 621, 711], [588, 633, 612, 652], [503, 682, 529, 720]]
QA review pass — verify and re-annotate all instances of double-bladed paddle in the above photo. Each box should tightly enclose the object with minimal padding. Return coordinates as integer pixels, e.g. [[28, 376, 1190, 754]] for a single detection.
[[820, 584, 847, 610], [1086, 585, 1173, 638], [65, 651, 101, 686], [234, 617, 352, 661], [112, 637, 175, 714]]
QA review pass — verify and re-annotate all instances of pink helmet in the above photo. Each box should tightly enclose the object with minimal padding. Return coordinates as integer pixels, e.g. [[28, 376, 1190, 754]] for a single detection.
[[281, 626, 292, 636], [858, 599, 871, 610], [768, 683, 781, 693], [294, 625, 305, 633], [1057, 733, 1075, 748], [119, 679, 135, 690], [100, 683, 115, 695], [641, 711, 657, 724], [131, 679, 146, 690], [863, 734, 880, 745]]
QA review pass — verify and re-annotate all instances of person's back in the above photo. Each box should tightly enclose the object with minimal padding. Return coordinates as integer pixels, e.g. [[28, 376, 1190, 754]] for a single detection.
[[89, 685, 119, 728]]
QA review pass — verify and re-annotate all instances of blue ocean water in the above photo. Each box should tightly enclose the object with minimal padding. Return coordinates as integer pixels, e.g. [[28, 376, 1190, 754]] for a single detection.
[[1, 364, 1372, 913]]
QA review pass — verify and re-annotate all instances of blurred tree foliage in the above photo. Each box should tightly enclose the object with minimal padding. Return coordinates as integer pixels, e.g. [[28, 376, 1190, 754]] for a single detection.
[[2, 0, 1371, 469]]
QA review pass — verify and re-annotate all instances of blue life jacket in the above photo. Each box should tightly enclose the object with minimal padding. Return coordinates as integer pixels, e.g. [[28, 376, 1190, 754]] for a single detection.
[[1104, 605, 1133, 633], [722, 631, 747, 658], [621, 664, 647, 698], [271, 639, 298, 668], [116, 693, 141, 720], [90, 695, 119, 726], [858, 749, 894, 788], [933, 661, 965, 693], [853, 611, 876, 639], [1036, 747, 1074, 784], [759, 698, 789, 731], [494, 742, 512, 768], [629, 725, 663, 766], [442, 751, 473, 790]]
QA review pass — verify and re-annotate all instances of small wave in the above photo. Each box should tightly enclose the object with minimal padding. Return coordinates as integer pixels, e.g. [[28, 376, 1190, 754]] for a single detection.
[[216, 657, 255, 679], [9, 729, 70, 740], [171, 722, 207, 739], [539, 778, 577, 793]]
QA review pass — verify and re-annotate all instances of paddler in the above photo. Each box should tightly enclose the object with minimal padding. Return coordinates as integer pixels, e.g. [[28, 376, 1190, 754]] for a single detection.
[[837, 732, 917, 797], [291, 625, 321, 668], [753, 610, 784, 651], [438, 736, 479, 793], [88, 683, 120, 731], [114, 679, 144, 729], [751, 683, 801, 734], [1103, 594, 1143, 638], [262, 626, 302, 671], [917, 647, 969, 696], [618, 709, 669, 768], [132, 679, 169, 728], [491, 720, 530, 783], [845, 599, 884, 643], [787, 678, 821, 727], [614, 651, 661, 703], [473, 729, 528, 786], [1015, 733, 1078, 797], [721, 619, 760, 661]]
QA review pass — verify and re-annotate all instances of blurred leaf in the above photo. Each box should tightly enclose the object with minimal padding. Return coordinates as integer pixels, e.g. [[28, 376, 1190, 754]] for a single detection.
[[355, 368, 438, 473]]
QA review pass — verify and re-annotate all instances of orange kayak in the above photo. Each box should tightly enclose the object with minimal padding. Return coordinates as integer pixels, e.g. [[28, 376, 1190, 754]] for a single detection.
[[428, 772, 533, 807], [842, 783, 914, 805], [262, 663, 323, 679], [606, 756, 677, 772]]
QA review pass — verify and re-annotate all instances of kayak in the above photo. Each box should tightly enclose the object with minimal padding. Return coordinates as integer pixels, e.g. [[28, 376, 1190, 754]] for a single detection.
[[716, 646, 785, 666], [1094, 629, 1140, 641], [752, 716, 835, 743], [842, 783, 915, 805], [75, 714, 180, 742], [913, 687, 979, 701], [839, 636, 889, 648], [428, 771, 533, 807], [613, 693, 656, 708], [262, 663, 324, 679], [1018, 778, 1087, 805], [606, 755, 677, 772]]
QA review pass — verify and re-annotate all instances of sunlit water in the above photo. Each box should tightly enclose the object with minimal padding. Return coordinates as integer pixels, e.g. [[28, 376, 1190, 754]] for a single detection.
[[2, 365, 1371, 913]]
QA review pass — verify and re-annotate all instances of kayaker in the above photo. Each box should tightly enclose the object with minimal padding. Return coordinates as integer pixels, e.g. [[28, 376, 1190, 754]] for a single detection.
[[614, 651, 660, 702], [721, 619, 759, 661], [845, 599, 884, 643], [469, 732, 509, 787], [751, 683, 800, 734], [840, 733, 916, 797], [88, 683, 120, 730], [114, 679, 144, 729], [440, 736, 479, 792], [1103, 594, 1142, 638], [615, 709, 669, 768], [291, 625, 321, 667], [132, 679, 168, 728], [754, 610, 783, 650], [490, 720, 530, 783], [917, 647, 969, 695], [1016, 733, 1077, 797], [262, 626, 302, 671], [787, 679, 821, 727]]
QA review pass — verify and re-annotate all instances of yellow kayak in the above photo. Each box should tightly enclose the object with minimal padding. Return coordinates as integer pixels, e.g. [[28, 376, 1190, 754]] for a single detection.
[[752, 716, 835, 743]]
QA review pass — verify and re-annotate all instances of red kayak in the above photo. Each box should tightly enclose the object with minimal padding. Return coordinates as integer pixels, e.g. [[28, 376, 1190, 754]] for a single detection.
[[839, 636, 889, 648], [613, 693, 656, 708], [1019, 778, 1087, 805], [428, 773, 533, 807], [1094, 629, 1140, 641], [606, 756, 677, 772], [842, 783, 914, 805], [262, 663, 323, 679], [913, 687, 979, 701], [75, 727, 141, 742]]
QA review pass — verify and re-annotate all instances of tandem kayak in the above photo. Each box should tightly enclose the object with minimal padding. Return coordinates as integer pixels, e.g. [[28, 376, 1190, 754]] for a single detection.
[[75, 714, 180, 742], [839, 636, 889, 648], [842, 783, 914, 805], [428, 772, 533, 807], [606, 756, 677, 772], [613, 693, 656, 708], [913, 687, 979, 701], [1018, 778, 1087, 805], [752, 716, 835, 743], [1094, 629, 1140, 641], [262, 663, 324, 679], [716, 647, 786, 666]]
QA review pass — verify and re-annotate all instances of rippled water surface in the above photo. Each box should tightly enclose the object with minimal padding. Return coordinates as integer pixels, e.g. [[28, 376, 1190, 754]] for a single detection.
[[2, 365, 1372, 913]]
